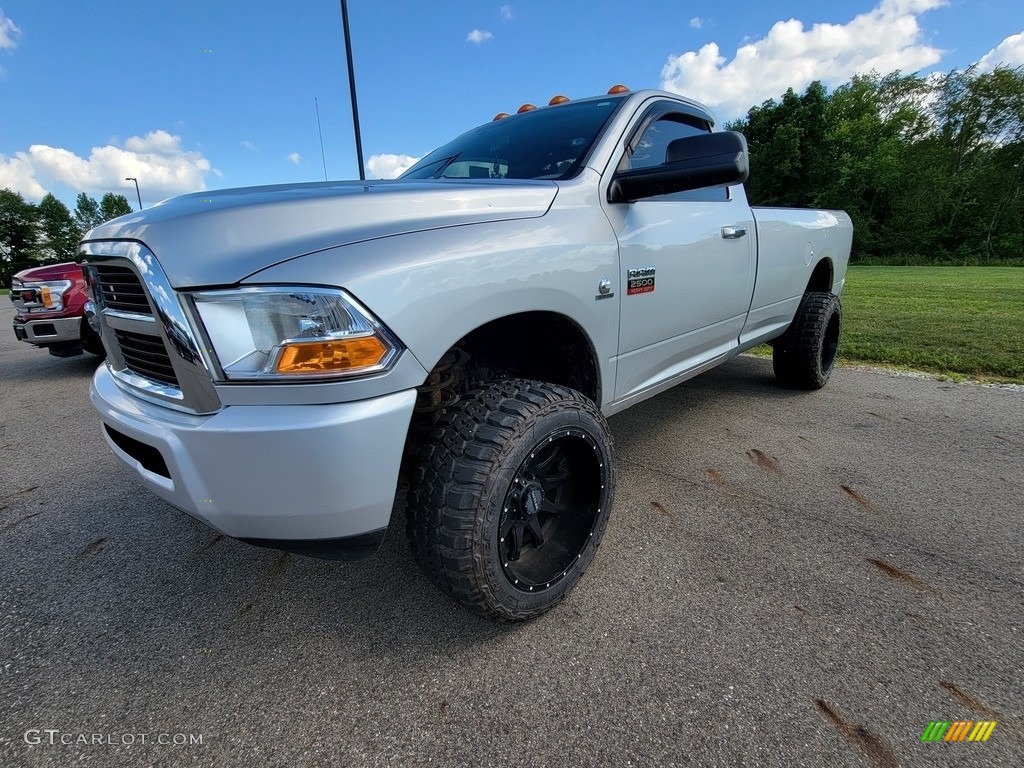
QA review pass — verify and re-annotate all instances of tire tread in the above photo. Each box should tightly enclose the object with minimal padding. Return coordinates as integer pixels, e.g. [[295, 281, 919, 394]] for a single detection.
[[406, 378, 613, 621], [773, 291, 841, 389]]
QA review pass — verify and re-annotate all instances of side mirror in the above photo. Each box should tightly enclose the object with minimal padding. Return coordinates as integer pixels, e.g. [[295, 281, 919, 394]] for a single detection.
[[608, 131, 749, 203]]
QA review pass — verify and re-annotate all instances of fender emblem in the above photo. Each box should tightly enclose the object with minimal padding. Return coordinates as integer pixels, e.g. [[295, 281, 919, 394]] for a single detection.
[[627, 266, 655, 295]]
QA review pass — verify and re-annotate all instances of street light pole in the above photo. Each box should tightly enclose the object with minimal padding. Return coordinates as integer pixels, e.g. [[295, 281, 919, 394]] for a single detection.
[[125, 177, 143, 210]]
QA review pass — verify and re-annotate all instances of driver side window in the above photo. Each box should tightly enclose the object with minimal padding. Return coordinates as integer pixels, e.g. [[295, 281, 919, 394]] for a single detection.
[[623, 114, 729, 202]]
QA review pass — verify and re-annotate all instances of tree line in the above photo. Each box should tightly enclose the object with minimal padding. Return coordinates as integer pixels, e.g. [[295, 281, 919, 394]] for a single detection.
[[0, 190, 133, 284], [727, 65, 1024, 264]]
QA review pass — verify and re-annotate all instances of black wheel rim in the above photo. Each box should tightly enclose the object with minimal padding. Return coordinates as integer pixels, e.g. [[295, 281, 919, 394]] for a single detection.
[[498, 427, 608, 592], [821, 311, 840, 374]]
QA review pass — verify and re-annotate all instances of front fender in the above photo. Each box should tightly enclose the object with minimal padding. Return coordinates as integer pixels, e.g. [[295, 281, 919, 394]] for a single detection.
[[246, 209, 620, 408]]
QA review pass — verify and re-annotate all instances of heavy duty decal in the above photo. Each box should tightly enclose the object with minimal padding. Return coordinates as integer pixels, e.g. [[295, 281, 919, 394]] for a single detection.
[[627, 267, 655, 296]]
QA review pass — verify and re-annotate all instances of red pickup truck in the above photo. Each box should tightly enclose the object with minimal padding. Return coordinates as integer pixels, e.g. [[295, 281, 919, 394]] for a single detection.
[[10, 262, 105, 358]]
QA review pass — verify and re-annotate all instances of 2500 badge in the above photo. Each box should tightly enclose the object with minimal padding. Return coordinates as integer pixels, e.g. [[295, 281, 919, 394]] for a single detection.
[[627, 267, 656, 296]]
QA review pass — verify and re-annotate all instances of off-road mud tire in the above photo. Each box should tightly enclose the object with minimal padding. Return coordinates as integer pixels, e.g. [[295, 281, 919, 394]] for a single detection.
[[773, 291, 841, 389], [406, 379, 614, 621]]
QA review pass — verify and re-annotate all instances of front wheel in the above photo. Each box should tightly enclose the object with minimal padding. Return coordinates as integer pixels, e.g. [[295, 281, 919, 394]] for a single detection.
[[773, 291, 841, 389], [406, 379, 615, 621]]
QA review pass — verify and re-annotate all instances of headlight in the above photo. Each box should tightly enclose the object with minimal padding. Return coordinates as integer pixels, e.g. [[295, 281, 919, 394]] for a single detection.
[[188, 287, 401, 381], [17, 279, 73, 311]]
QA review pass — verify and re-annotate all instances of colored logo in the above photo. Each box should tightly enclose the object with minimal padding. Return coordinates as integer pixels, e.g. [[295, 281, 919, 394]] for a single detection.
[[626, 266, 656, 296], [921, 721, 997, 742]]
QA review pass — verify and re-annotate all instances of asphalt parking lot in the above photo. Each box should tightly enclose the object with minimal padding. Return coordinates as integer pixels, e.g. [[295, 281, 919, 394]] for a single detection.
[[1, 301, 1021, 768]]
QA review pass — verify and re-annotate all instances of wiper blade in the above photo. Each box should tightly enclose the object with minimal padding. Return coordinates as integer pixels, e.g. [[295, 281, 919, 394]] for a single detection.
[[432, 154, 461, 179]]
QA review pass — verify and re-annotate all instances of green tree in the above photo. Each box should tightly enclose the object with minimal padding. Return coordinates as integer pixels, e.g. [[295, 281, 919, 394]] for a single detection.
[[99, 193, 133, 222], [727, 81, 832, 209], [0, 188, 40, 284], [823, 71, 934, 260], [729, 67, 1024, 264], [73, 193, 103, 233], [36, 193, 81, 263], [932, 65, 1024, 261]]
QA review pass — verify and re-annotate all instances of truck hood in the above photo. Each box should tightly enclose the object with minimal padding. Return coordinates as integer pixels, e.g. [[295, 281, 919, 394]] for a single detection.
[[82, 179, 558, 287], [14, 262, 83, 282]]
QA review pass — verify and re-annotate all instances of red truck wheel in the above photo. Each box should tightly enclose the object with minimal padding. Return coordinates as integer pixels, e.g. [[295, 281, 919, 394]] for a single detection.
[[80, 317, 106, 359]]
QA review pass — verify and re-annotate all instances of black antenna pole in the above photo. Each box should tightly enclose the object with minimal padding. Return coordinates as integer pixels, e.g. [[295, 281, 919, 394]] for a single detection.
[[340, 0, 366, 181], [315, 97, 328, 181]]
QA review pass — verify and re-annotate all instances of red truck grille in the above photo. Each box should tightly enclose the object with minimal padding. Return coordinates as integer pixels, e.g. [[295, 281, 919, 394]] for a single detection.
[[92, 264, 151, 314]]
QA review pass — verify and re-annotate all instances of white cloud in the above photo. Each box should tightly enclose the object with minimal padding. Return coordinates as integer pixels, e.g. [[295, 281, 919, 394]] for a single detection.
[[0, 130, 211, 202], [500, 5, 513, 22], [241, 140, 257, 150], [689, 17, 703, 29], [661, 0, 946, 119], [0, 8, 21, 50], [366, 153, 420, 179], [288, 152, 301, 165], [977, 31, 1024, 71], [123, 130, 183, 155], [467, 29, 493, 44], [0, 154, 45, 198]]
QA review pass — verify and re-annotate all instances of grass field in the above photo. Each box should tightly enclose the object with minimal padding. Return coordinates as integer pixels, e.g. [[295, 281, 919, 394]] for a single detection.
[[837, 266, 1023, 382]]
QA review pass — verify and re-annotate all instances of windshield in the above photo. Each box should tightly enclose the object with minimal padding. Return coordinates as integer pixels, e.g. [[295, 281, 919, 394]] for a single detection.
[[399, 96, 627, 182]]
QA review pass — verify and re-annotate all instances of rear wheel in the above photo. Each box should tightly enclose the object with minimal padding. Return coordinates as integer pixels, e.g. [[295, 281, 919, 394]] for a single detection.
[[773, 291, 841, 389], [406, 379, 614, 621]]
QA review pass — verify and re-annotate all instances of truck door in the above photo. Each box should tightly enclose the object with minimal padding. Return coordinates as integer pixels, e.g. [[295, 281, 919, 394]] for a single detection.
[[601, 106, 755, 402]]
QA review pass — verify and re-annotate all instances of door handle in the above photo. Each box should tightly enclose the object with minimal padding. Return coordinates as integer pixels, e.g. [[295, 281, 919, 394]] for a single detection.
[[721, 226, 747, 239]]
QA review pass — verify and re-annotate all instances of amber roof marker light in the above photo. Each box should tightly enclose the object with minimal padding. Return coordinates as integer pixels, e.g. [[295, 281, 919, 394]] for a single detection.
[[493, 89, 621, 120]]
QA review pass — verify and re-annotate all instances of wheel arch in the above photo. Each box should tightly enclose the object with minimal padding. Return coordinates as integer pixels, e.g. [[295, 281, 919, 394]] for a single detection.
[[403, 310, 603, 462], [439, 310, 601, 403], [805, 258, 834, 294]]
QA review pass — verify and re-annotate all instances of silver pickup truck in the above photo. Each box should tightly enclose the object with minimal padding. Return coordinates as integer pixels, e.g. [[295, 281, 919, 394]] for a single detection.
[[83, 88, 852, 620]]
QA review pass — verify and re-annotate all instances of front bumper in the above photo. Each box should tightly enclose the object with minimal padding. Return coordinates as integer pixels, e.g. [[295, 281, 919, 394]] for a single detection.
[[13, 315, 81, 345], [90, 364, 417, 545]]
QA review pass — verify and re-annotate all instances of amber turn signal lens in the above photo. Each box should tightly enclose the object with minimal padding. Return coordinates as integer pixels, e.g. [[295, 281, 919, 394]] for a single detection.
[[548, 95, 569, 105], [493, 112, 510, 121], [517, 103, 536, 113], [607, 84, 629, 94], [275, 336, 388, 374], [40, 285, 54, 308]]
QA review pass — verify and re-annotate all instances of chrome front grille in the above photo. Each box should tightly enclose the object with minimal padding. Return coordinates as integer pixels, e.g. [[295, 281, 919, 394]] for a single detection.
[[92, 264, 151, 314], [113, 329, 180, 386], [81, 241, 221, 414]]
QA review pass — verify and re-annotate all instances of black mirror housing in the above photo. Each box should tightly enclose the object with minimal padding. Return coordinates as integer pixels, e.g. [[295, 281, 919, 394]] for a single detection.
[[609, 131, 749, 203]]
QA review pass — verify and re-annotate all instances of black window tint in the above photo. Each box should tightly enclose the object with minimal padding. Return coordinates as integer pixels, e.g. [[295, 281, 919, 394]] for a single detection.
[[627, 115, 708, 170], [624, 113, 729, 202], [399, 97, 626, 182]]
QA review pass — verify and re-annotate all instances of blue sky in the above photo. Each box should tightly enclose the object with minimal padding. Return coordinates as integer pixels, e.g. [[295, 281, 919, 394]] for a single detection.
[[1, 0, 1022, 208]]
